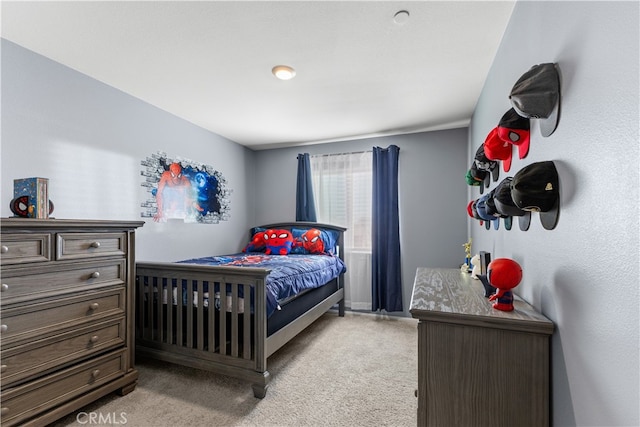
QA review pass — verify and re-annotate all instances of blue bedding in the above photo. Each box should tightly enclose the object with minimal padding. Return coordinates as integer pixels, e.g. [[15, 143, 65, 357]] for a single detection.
[[178, 253, 347, 318]]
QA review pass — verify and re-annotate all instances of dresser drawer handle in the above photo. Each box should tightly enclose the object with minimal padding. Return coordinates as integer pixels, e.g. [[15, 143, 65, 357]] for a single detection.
[[90, 271, 100, 279], [90, 241, 101, 249], [91, 369, 101, 379], [0, 325, 7, 333], [1, 407, 9, 416], [90, 335, 100, 343], [1, 283, 8, 292], [89, 302, 100, 311], [1, 364, 7, 373], [1, 245, 8, 254]]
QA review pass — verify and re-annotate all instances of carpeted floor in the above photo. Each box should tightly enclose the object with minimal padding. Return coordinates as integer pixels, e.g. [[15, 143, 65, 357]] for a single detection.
[[51, 311, 418, 427]]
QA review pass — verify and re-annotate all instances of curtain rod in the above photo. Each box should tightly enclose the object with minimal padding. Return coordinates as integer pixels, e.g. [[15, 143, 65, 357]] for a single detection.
[[313, 150, 372, 157]]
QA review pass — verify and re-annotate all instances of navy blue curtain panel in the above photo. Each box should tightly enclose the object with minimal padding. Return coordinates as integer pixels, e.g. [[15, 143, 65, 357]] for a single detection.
[[371, 145, 403, 312], [295, 153, 317, 222]]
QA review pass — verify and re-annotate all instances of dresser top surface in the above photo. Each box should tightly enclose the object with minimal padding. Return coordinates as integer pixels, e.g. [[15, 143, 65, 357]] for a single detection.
[[410, 267, 554, 334], [1, 218, 144, 231]]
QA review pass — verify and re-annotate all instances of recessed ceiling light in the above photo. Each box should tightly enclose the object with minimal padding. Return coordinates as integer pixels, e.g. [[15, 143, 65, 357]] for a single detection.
[[394, 10, 410, 25], [272, 65, 296, 80]]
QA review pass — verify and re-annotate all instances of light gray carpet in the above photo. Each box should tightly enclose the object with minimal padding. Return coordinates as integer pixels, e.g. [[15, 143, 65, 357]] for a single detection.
[[52, 311, 418, 427]]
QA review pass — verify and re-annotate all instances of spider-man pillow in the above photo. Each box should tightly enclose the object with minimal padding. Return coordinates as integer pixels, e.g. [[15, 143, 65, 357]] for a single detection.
[[290, 227, 339, 255]]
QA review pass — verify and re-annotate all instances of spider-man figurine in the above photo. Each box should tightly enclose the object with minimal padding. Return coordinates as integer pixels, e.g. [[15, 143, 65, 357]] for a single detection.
[[478, 258, 522, 311]]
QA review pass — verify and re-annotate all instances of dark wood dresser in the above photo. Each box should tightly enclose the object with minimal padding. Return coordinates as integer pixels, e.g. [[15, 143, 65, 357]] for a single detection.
[[0, 218, 143, 426], [410, 267, 554, 427]]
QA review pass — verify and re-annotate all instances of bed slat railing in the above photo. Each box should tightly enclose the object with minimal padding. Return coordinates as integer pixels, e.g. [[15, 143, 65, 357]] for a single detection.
[[134, 222, 346, 398], [135, 263, 270, 372]]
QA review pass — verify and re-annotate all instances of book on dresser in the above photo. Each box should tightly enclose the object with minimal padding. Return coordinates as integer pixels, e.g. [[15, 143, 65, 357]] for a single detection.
[[0, 218, 143, 427]]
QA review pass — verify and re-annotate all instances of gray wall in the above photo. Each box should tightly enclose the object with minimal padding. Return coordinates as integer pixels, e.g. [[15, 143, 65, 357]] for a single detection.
[[1, 37, 469, 319], [252, 130, 469, 316], [1, 39, 256, 261], [468, 2, 639, 426]]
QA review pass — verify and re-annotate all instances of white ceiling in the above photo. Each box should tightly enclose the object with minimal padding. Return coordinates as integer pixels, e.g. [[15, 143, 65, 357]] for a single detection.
[[1, 1, 515, 150]]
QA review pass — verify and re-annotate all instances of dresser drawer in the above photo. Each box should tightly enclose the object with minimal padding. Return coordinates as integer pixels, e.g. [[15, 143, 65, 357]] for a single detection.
[[1, 318, 125, 387], [0, 259, 125, 303], [0, 349, 127, 426], [56, 232, 127, 260], [0, 233, 51, 265], [1, 288, 125, 346]]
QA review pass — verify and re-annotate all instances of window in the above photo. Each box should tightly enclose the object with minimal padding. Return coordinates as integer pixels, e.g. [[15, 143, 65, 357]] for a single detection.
[[311, 151, 372, 310]]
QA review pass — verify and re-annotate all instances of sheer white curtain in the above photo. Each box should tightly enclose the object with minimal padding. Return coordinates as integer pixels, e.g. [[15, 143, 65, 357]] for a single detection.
[[311, 151, 372, 310]]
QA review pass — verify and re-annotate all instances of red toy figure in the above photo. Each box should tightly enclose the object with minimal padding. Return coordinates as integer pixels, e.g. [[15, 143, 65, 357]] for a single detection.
[[485, 258, 522, 312], [243, 231, 266, 253]]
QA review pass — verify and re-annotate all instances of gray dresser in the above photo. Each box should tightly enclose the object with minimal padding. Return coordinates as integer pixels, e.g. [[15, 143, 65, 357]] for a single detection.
[[1, 218, 143, 426], [410, 267, 554, 427]]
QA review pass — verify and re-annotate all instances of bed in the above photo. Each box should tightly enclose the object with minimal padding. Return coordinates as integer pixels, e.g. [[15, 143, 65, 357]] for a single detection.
[[135, 222, 347, 398]]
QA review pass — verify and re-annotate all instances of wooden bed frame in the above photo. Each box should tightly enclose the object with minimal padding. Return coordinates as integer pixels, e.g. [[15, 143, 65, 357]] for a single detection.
[[135, 222, 346, 398]]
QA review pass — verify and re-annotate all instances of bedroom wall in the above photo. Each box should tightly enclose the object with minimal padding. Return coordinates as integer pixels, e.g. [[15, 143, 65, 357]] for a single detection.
[[468, 1, 639, 426], [1, 39, 256, 261], [252, 129, 469, 317]]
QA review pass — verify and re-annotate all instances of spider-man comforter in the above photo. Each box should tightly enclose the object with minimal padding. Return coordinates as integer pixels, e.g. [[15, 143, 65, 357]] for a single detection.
[[178, 253, 347, 318]]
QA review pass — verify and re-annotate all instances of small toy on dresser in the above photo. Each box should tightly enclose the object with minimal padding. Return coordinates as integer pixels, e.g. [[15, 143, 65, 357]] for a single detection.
[[477, 258, 522, 311], [11, 177, 54, 218], [470, 254, 481, 279], [460, 238, 473, 272]]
